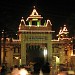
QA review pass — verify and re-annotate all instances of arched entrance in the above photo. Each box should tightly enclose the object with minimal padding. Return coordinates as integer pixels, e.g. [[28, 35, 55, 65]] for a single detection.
[[26, 43, 47, 64]]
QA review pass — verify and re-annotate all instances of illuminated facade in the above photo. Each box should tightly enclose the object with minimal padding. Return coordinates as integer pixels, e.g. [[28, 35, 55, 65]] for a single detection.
[[52, 25, 73, 67], [18, 7, 53, 65], [0, 7, 74, 68], [1, 7, 53, 67]]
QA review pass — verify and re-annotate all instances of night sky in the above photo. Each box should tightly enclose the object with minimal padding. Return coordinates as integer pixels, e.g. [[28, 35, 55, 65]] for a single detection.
[[0, 0, 75, 38]]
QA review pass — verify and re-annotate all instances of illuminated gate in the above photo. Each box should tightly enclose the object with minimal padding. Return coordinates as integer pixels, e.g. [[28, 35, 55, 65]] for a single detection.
[[18, 7, 53, 65]]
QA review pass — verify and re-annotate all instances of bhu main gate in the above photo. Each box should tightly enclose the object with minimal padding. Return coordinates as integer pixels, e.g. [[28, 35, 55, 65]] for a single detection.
[[18, 7, 53, 65]]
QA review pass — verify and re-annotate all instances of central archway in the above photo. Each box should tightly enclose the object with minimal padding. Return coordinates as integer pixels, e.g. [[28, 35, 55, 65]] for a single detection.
[[26, 43, 47, 64]]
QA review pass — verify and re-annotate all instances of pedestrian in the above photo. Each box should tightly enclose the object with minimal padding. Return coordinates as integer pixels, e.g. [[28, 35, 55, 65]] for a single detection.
[[11, 65, 20, 75], [33, 62, 41, 75], [1, 65, 7, 75], [41, 62, 50, 75]]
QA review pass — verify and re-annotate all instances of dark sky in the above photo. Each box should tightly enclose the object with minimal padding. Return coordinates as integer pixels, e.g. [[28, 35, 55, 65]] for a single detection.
[[0, 0, 75, 37]]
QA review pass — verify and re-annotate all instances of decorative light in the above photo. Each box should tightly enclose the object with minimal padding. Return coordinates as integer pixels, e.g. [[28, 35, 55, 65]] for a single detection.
[[26, 6, 43, 21], [56, 56, 60, 64], [21, 17, 25, 25], [44, 47, 47, 56], [30, 8, 39, 16], [63, 25, 68, 32], [46, 19, 52, 26], [2, 30, 4, 34], [20, 59, 21, 65], [15, 57, 19, 59]]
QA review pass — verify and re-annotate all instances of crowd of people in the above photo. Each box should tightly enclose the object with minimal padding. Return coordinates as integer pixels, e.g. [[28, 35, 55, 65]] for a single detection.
[[0, 62, 51, 75]]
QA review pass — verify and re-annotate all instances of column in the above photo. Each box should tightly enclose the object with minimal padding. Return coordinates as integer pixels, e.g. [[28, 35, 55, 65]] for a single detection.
[[47, 33, 52, 63], [21, 33, 26, 65]]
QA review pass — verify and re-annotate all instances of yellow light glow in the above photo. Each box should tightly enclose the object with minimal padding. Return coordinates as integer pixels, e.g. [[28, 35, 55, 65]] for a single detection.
[[56, 56, 60, 64], [63, 25, 68, 32], [31, 8, 39, 16], [32, 18, 38, 21], [20, 59, 21, 65]]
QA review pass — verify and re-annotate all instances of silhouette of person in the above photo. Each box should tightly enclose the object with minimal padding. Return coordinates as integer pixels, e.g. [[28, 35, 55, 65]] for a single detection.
[[1, 66, 6, 75], [33, 62, 41, 75], [41, 62, 50, 75]]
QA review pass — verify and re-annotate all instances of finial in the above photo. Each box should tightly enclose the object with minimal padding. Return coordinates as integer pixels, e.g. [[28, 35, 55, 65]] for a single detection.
[[21, 17, 25, 22], [64, 24, 66, 26], [22, 17, 23, 19], [33, 6, 35, 9]]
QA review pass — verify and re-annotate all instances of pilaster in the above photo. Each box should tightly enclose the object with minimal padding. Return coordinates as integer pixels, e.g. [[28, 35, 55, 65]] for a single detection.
[[21, 33, 26, 65]]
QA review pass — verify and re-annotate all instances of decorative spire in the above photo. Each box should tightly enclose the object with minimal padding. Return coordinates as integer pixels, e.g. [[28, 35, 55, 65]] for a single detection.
[[21, 17, 25, 24], [30, 7, 39, 16], [19, 17, 25, 30], [45, 19, 52, 30], [46, 19, 52, 26], [26, 6, 43, 21], [57, 25, 69, 39], [33, 6, 35, 9], [62, 25, 68, 32], [61, 25, 69, 35]]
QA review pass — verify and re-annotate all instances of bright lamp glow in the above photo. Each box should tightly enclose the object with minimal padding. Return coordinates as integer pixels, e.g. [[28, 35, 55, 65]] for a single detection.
[[44, 47, 47, 56], [15, 57, 19, 59], [19, 68, 29, 75]]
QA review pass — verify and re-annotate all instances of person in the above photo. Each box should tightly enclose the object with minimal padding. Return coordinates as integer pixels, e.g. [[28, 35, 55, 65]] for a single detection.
[[11, 65, 20, 75], [30, 64, 34, 74], [1, 65, 7, 75], [10, 66, 13, 72], [33, 62, 41, 75], [41, 62, 50, 75]]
